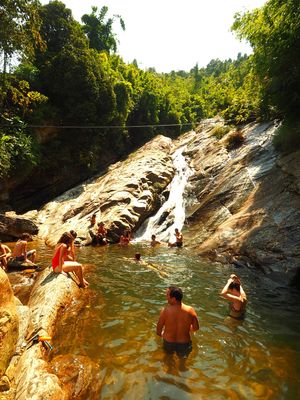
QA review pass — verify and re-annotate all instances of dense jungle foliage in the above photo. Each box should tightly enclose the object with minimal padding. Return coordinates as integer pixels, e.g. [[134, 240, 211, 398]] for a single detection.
[[0, 0, 299, 206]]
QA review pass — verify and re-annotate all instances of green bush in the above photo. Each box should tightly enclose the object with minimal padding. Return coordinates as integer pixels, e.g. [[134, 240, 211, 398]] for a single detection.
[[0, 117, 39, 178], [211, 125, 231, 139]]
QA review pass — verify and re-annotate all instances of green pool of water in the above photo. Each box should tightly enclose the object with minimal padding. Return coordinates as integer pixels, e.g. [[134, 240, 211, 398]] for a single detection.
[[36, 241, 300, 399]]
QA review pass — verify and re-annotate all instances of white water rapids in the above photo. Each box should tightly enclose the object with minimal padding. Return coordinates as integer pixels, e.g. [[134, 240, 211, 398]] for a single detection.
[[136, 146, 193, 243]]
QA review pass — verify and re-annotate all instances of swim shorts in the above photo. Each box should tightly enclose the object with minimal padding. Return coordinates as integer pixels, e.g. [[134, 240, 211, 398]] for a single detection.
[[14, 249, 35, 262], [163, 340, 192, 357]]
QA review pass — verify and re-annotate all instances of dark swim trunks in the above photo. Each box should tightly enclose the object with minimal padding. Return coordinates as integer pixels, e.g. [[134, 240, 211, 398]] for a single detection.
[[163, 339, 192, 358], [176, 242, 183, 248], [14, 250, 35, 262]]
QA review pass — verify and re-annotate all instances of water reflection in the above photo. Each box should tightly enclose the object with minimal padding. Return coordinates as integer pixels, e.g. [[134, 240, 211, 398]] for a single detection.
[[33, 241, 300, 399]]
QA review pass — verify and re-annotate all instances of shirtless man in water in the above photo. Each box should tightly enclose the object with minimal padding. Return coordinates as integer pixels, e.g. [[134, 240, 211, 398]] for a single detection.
[[156, 286, 199, 357], [168, 229, 183, 248]]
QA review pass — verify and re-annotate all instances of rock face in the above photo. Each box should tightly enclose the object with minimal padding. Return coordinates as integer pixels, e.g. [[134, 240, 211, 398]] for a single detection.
[[35, 135, 174, 246], [0, 214, 39, 241], [180, 119, 300, 279], [0, 269, 18, 381], [7, 268, 92, 400]]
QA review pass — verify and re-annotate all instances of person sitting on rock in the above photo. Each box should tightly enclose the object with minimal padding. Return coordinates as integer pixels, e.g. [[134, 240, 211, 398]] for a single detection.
[[96, 222, 107, 245], [0, 240, 12, 271], [52, 232, 88, 288], [168, 228, 183, 248], [150, 234, 161, 247], [83, 213, 98, 246], [12, 233, 36, 264], [67, 230, 77, 260], [220, 274, 247, 319], [119, 230, 131, 246]]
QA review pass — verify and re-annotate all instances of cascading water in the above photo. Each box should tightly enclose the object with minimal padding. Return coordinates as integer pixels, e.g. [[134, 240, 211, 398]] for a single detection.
[[136, 145, 193, 243]]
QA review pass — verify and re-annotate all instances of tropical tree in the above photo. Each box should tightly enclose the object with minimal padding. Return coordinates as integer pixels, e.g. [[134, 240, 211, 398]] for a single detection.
[[0, 0, 43, 106], [81, 6, 125, 53], [232, 0, 300, 119]]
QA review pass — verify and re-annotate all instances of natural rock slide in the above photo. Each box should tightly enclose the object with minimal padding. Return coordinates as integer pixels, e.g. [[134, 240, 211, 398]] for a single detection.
[[1, 119, 299, 399]]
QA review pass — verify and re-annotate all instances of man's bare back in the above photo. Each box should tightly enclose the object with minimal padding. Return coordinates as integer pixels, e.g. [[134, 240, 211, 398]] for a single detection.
[[156, 287, 199, 348]]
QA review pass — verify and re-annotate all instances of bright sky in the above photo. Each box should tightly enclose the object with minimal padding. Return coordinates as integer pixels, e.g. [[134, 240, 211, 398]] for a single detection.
[[41, 0, 267, 73]]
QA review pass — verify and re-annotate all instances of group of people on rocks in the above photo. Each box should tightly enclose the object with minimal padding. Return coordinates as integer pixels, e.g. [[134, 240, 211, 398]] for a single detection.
[[86, 213, 184, 248]]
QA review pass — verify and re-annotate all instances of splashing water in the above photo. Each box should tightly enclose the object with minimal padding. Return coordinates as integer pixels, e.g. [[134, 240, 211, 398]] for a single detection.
[[136, 146, 193, 243]]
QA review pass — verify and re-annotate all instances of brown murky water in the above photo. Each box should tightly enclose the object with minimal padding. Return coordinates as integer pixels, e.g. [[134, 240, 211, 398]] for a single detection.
[[35, 241, 300, 399]]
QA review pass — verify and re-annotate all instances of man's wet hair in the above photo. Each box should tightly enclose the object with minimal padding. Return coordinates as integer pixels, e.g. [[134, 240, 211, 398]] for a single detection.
[[168, 286, 183, 302], [135, 253, 141, 260]]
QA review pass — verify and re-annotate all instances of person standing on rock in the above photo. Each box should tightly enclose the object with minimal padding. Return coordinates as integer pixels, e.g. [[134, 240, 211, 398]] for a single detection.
[[220, 274, 247, 319], [156, 286, 199, 358], [52, 232, 89, 288], [0, 241, 12, 271], [12, 233, 36, 264]]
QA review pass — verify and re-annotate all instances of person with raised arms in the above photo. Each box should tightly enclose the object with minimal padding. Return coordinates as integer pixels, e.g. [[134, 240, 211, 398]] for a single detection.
[[220, 274, 247, 319]]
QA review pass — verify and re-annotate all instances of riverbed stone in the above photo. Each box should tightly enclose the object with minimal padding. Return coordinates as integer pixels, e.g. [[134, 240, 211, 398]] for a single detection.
[[50, 355, 101, 399]]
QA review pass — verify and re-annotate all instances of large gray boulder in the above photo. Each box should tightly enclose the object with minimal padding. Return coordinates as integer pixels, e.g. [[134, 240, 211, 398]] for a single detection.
[[0, 214, 38, 241], [36, 135, 174, 246], [181, 119, 300, 278]]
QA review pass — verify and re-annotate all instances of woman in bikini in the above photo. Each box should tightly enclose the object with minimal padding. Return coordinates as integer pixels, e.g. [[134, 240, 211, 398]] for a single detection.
[[52, 232, 88, 288], [221, 274, 247, 319]]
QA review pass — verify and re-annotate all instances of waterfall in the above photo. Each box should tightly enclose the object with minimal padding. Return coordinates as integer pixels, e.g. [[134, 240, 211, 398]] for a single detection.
[[136, 145, 193, 243]]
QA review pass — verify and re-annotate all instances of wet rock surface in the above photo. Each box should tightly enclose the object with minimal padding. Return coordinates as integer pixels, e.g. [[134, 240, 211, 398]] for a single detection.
[[1, 267, 92, 400], [0, 269, 18, 387], [35, 135, 174, 246], [50, 355, 101, 399], [180, 119, 300, 280]]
